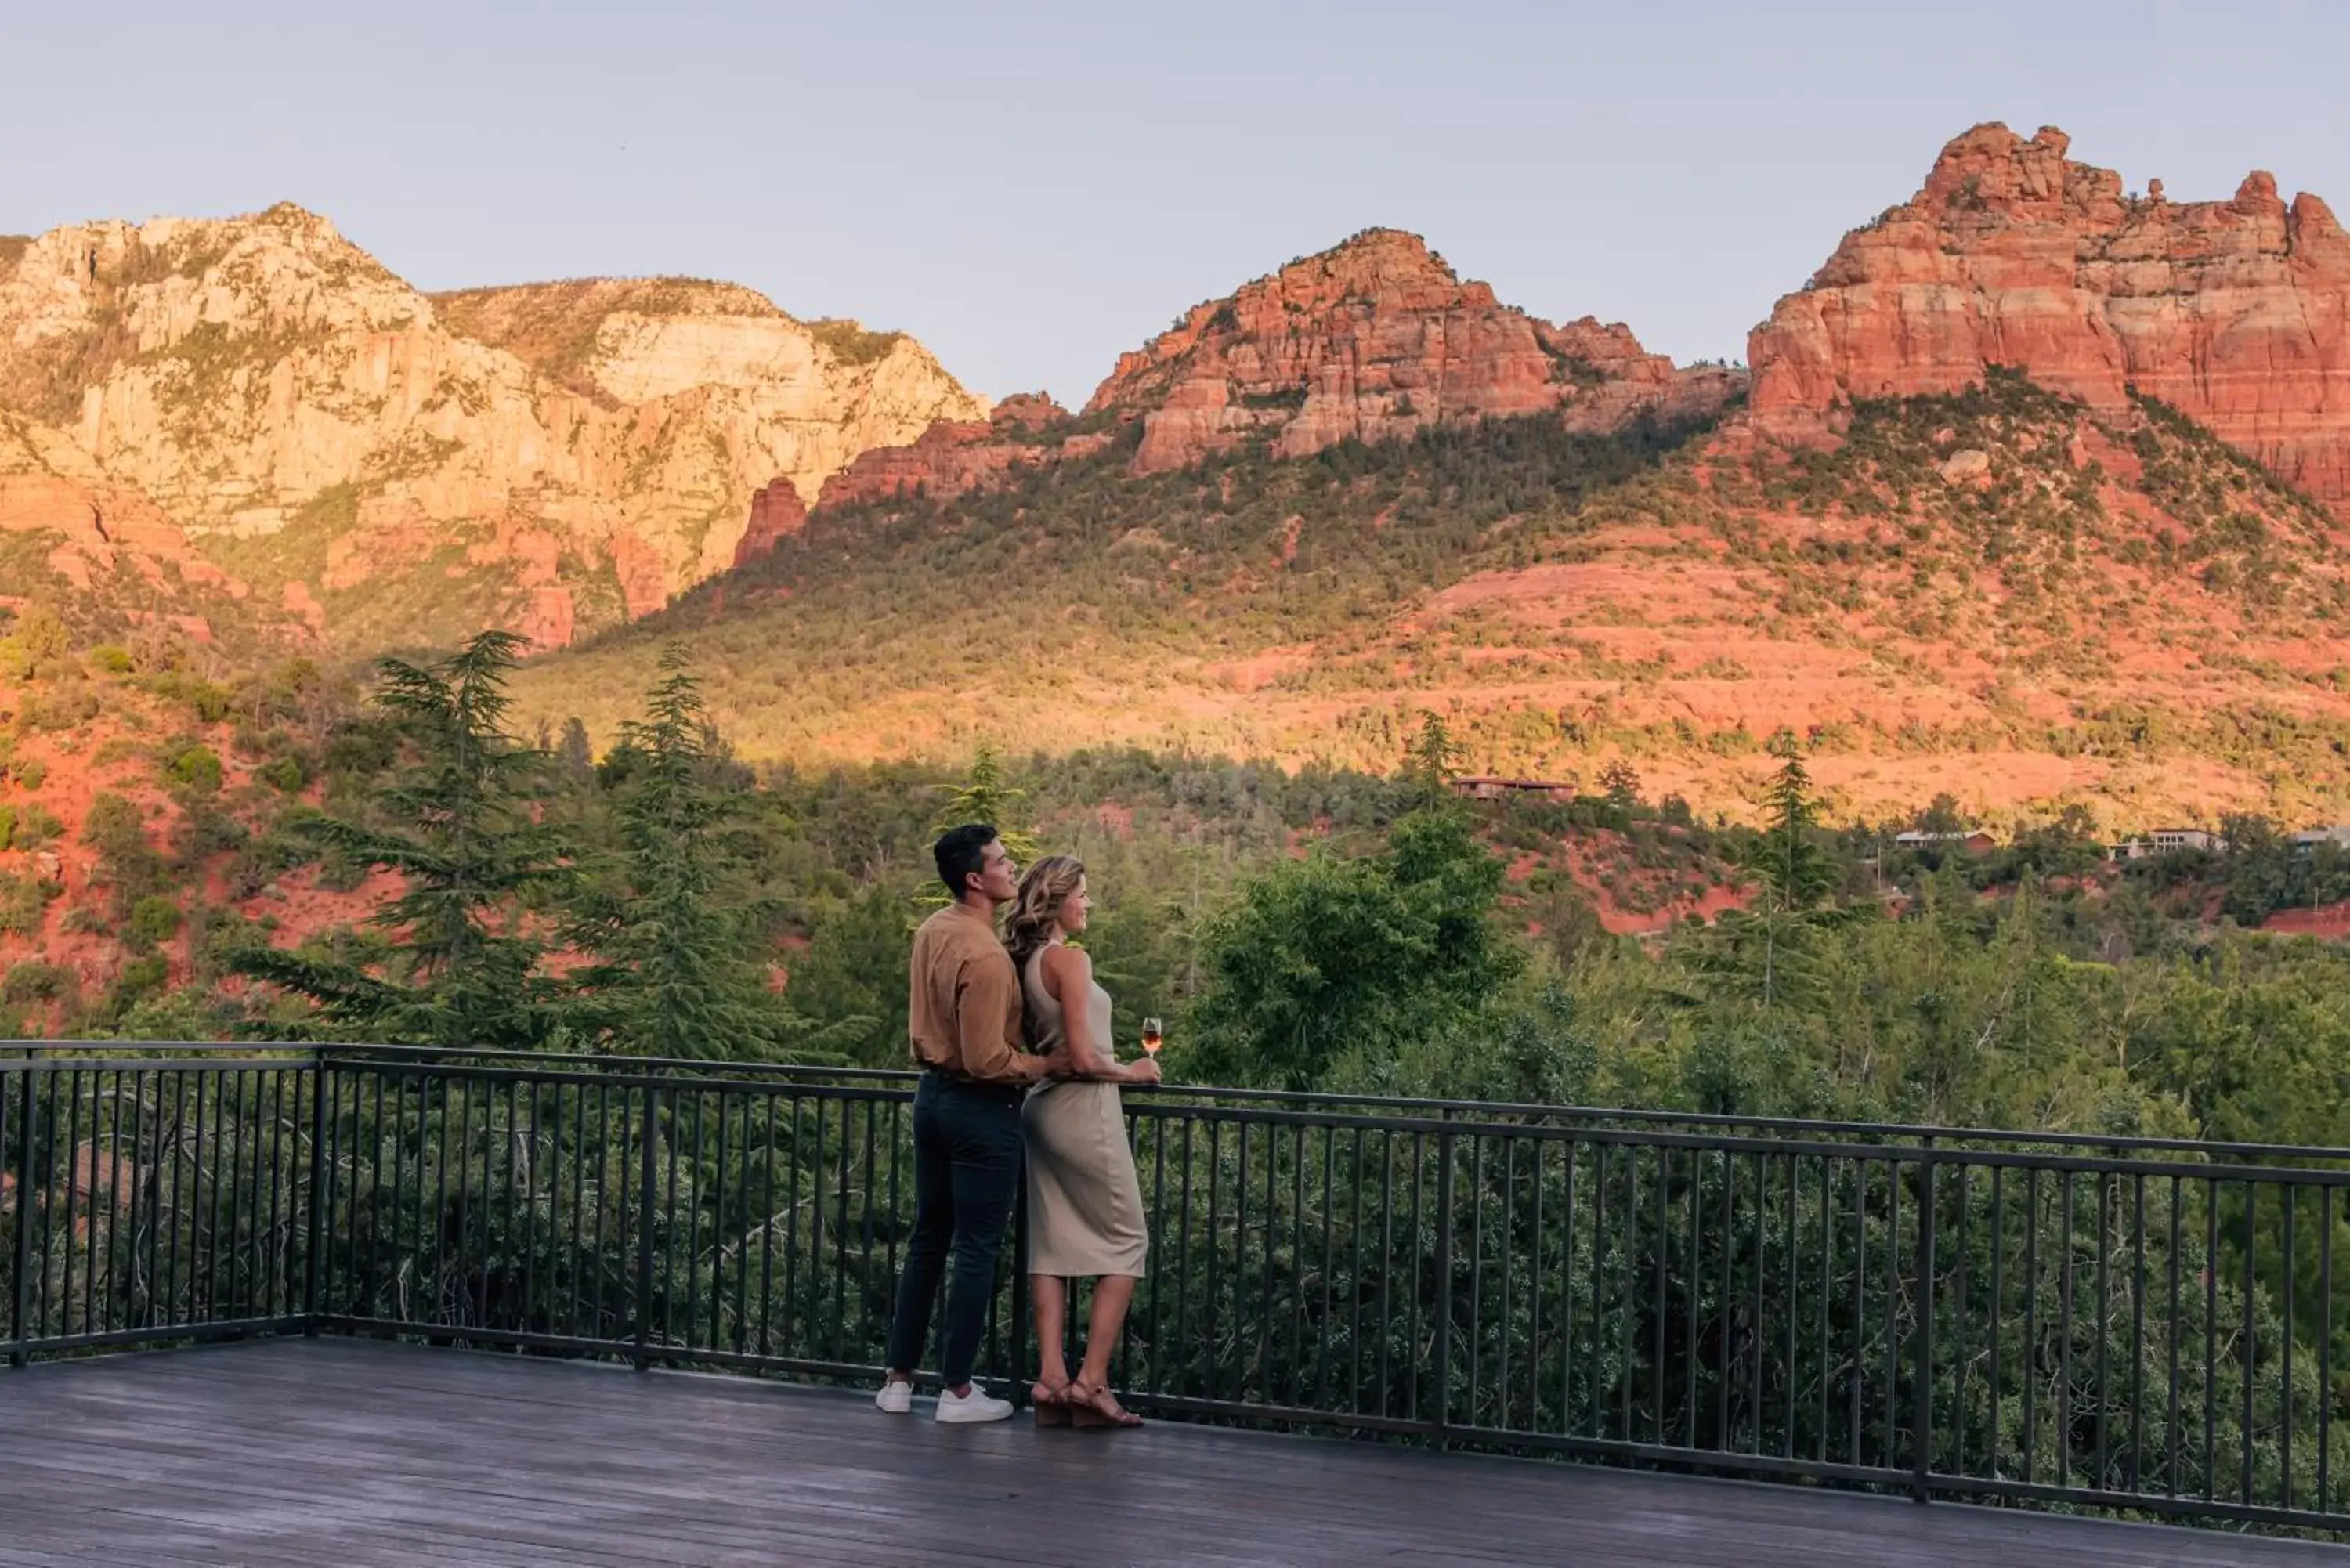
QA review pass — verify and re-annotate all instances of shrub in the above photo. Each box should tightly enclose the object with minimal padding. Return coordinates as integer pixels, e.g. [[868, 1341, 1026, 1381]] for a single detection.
[[0, 872, 49, 936], [9, 755, 48, 790], [9, 804, 63, 848], [87, 643, 135, 674], [20, 684, 101, 730], [2, 960, 73, 1005], [105, 954, 170, 1012], [167, 744, 225, 793], [257, 754, 309, 793], [128, 893, 183, 948], [0, 801, 12, 850], [183, 679, 233, 723], [83, 792, 147, 858]]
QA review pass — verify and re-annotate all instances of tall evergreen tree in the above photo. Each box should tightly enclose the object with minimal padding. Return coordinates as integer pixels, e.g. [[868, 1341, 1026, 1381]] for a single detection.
[[569, 645, 822, 1059], [233, 630, 574, 1049], [1699, 730, 1847, 1010], [915, 743, 1039, 911], [1402, 711, 1462, 811], [932, 742, 1038, 860]]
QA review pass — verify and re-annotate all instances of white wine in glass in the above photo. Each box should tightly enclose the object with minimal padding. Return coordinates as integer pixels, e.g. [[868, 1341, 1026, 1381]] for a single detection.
[[1140, 1017, 1163, 1057]]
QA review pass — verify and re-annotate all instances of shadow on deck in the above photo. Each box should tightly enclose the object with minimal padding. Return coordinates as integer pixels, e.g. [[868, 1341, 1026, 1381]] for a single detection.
[[2, 1339, 2341, 1568]]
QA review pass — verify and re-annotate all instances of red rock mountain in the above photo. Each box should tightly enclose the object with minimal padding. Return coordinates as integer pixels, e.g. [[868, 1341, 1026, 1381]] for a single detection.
[[1751, 123, 2350, 504], [1086, 228, 1735, 473], [753, 229, 1741, 537]]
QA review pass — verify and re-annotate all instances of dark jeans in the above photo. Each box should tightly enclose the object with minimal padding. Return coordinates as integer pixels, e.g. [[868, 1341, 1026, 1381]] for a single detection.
[[884, 1071, 1022, 1389]]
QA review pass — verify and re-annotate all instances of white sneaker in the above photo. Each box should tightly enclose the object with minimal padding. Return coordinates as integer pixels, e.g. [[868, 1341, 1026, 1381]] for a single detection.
[[934, 1386, 1014, 1424], [874, 1378, 913, 1414]]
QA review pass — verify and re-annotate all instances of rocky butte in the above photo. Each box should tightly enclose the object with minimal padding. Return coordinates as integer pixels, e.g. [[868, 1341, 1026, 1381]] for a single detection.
[[1087, 227, 1737, 474], [736, 228, 1741, 542], [1749, 123, 2350, 504]]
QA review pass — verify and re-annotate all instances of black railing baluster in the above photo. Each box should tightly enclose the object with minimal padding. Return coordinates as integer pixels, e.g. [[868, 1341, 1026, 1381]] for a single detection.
[[521, 1075, 539, 1338], [2322, 1183, 2334, 1516], [10, 1063, 35, 1367], [1650, 1142, 1665, 1446], [2283, 1182, 2296, 1512], [1558, 1137, 1576, 1438], [1433, 1125, 1455, 1445], [2106, 1175, 2124, 1494], [59, 1067, 81, 1339], [2166, 1172, 2181, 1499], [2024, 1166, 2040, 1487], [855, 1096, 874, 1364], [780, 1095, 804, 1359], [1783, 1152, 1798, 1461], [592, 1082, 612, 1342], [2131, 1171, 2146, 1498], [1884, 1157, 1900, 1472], [1750, 1148, 1765, 1458], [2204, 1173, 2218, 1504], [2243, 1179, 2257, 1507], [1526, 1137, 1541, 1436], [1206, 1119, 1224, 1407], [2059, 1169, 2077, 1494], [634, 1078, 659, 1371], [1912, 1149, 1936, 1503], [1316, 1122, 1334, 1414], [1817, 1154, 1831, 1465], [1406, 1129, 1423, 1427], [1177, 1115, 1196, 1404]]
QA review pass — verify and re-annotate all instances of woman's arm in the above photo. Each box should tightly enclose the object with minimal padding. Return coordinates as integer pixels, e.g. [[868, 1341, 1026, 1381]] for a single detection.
[[1039, 945, 1152, 1082]]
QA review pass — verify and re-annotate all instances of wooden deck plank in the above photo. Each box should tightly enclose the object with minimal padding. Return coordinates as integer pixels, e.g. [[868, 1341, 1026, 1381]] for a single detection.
[[0, 1338, 2338, 1567]]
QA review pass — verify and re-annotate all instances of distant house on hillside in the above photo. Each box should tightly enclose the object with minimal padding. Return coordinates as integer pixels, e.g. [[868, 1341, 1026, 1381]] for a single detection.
[[2116, 827, 2227, 860], [1893, 829, 1997, 854], [1452, 776, 1577, 804], [2292, 824, 2350, 852]]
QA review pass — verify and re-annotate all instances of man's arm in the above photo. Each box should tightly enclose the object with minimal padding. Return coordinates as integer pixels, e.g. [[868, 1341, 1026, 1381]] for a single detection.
[[955, 951, 1045, 1084]]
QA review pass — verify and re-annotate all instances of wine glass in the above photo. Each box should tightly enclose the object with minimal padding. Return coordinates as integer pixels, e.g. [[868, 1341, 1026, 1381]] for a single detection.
[[1140, 1017, 1163, 1057]]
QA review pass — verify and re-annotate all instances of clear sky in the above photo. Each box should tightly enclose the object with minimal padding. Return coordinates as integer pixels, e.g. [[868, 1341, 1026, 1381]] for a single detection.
[[9, 2, 2348, 407]]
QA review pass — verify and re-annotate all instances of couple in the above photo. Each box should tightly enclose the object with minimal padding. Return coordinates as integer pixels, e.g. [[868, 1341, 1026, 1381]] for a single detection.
[[875, 823, 1161, 1427]]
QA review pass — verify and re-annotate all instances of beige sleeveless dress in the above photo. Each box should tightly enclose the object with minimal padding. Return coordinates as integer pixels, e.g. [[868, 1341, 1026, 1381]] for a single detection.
[[1020, 948, 1149, 1278]]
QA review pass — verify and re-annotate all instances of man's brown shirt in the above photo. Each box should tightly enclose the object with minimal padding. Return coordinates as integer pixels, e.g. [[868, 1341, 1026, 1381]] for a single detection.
[[906, 902, 1025, 1084]]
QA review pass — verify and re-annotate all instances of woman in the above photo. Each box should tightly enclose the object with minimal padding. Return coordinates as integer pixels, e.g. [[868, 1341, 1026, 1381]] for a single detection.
[[1006, 854, 1160, 1429]]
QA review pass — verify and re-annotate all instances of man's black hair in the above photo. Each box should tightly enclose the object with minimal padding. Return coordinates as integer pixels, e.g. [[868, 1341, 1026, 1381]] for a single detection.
[[934, 823, 1000, 898]]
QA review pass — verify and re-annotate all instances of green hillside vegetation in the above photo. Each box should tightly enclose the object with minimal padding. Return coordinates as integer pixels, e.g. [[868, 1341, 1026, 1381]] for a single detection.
[[522, 408, 1716, 757], [1729, 368, 2350, 639]]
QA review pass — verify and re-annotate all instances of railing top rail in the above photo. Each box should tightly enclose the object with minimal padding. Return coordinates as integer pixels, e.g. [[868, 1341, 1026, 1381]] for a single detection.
[[8, 1037, 2348, 1168]]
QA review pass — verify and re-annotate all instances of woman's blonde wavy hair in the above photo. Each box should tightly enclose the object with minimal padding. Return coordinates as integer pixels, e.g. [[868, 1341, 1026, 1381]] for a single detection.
[[1005, 854, 1086, 981]]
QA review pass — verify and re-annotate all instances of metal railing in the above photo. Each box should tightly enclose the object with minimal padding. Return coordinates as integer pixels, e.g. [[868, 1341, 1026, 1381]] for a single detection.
[[4, 1041, 2347, 1537]]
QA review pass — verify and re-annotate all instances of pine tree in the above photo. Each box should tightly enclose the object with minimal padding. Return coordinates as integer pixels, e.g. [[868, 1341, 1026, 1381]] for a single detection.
[[1752, 732, 1840, 912], [1402, 711, 1462, 810], [1700, 730, 1846, 1011], [232, 630, 574, 1049], [932, 742, 1038, 861], [568, 645, 821, 1060]]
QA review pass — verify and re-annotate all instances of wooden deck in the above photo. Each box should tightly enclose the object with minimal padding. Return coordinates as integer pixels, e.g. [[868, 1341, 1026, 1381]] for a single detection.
[[1, 1339, 2341, 1567]]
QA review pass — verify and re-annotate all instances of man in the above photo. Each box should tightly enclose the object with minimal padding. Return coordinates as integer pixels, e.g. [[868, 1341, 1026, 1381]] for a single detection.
[[877, 823, 1055, 1422]]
